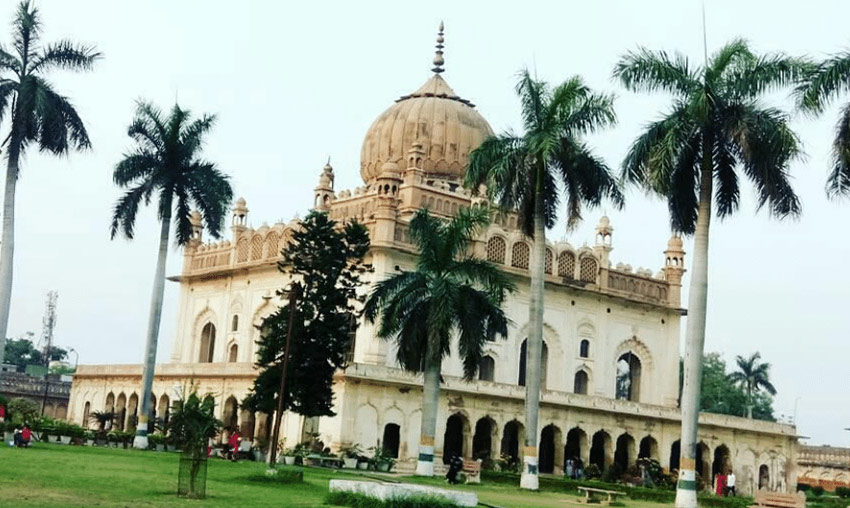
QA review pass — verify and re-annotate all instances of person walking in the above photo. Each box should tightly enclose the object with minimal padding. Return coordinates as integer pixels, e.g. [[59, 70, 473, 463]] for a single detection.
[[228, 430, 242, 462], [726, 471, 736, 497]]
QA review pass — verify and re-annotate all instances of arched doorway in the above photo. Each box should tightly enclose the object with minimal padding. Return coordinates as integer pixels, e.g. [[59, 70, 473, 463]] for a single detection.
[[539, 424, 563, 474], [590, 430, 612, 472], [382, 424, 400, 458], [222, 396, 238, 431], [614, 433, 636, 472], [199, 322, 216, 363], [126, 393, 139, 431], [472, 417, 497, 460], [759, 464, 770, 490], [670, 440, 681, 471], [639, 435, 659, 460], [615, 352, 642, 401], [565, 427, 588, 478], [82, 401, 91, 428], [443, 413, 469, 464], [239, 409, 255, 439], [713, 445, 731, 484], [158, 394, 170, 426], [500, 420, 524, 465], [115, 393, 127, 431]]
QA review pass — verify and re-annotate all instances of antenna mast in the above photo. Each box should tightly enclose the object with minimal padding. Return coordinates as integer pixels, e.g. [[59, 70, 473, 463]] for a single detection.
[[40, 291, 58, 416]]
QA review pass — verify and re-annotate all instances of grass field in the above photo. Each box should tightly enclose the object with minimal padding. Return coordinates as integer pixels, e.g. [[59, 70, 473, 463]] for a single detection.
[[0, 442, 672, 507]]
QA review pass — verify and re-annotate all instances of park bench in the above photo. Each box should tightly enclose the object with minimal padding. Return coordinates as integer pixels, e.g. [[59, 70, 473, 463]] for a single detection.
[[749, 489, 806, 508], [573, 486, 626, 506], [462, 459, 482, 483]]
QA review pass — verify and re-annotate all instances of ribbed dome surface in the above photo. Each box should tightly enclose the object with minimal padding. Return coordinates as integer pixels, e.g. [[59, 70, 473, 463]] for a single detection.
[[360, 74, 492, 183]]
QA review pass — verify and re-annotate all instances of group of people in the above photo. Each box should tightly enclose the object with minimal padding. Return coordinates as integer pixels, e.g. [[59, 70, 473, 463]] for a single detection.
[[10, 425, 32, 447], [715, 471, 737, 497]]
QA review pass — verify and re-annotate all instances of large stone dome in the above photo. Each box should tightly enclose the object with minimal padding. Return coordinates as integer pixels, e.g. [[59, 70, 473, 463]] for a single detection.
[[360, 73, 493, 183]]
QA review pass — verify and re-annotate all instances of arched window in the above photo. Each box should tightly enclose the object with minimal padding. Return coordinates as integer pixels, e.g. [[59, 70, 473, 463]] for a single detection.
[[250, 235, 263, 260], [511, 242, 530, 269], [518, 339, 548, 388], [82, 401, 91, 428], [558, 251, 576, 278], [199, 323, 216, 363], [231, 314, 239, 332], [579, 256, 599, 283], [478, 355, 495, 382], [615, 352, 642, 401], [574, 370, 589, 395], [579, 339, 590, 358], [544, 249, 553, 274], [228, 344, 238, 363], [486, 237, 506, 264]]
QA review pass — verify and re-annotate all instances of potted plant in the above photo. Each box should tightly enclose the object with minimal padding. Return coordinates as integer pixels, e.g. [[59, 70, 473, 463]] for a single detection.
[[2, 421, 13, 444], [170, 386, 223, 499], [279, 446, 296, 465], [251, 436, 267, 462], [84, 430, 95, 446], [339, 443, 362, 469], [369, 446, 395, 473], [149, 433, 167, 452]]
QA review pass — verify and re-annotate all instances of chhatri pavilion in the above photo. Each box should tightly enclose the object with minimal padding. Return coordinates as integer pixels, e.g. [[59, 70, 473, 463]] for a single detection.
[[68, 25, 798, 495]]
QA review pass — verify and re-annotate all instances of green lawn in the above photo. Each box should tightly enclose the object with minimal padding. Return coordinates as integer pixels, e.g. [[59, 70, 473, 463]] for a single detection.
[[0, 443, 670, 507]]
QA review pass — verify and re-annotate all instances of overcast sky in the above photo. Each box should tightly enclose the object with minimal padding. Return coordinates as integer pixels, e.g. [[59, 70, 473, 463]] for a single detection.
[[4, 0, 848, 446]]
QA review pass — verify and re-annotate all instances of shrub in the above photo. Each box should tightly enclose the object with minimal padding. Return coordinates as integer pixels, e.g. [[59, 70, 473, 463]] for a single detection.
[[835, 487, 850, 498], [496, 453, 520, 473], [584, 463, 602, 480], [696, 493, 752, 508], [7, 398, 40, 425], [245, 469, 303, 484], [325, 491, 460, 508], [339, 443, 363, 459], [629, 487, 675, 504]]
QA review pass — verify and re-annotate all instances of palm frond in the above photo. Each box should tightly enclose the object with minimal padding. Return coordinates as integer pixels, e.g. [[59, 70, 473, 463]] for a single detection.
[[796, 51, 850, 113], [0, 45, 21, 74], [515, 69, 549, 131], [725, 53, 814, 100], [827, 102, 850, 199], [613, 47, 699, 96], [110, 181, 155, 239], [29, 39, 101, 74]]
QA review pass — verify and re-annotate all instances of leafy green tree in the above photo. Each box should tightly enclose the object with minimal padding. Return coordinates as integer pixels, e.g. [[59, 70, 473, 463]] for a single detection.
[[613, 41, 807, 507], [796, 51, 850, 196], [110, 101, 232, 449], [364, 207, 514, 477], [0, 2, 100, 366], [729, 352, 777, 419], [7, 397, 39, 425], [3, 335, 66, 370], [465, 71, 622, 489], [696, 353, 775, 420], [243, 211, 369, 420]]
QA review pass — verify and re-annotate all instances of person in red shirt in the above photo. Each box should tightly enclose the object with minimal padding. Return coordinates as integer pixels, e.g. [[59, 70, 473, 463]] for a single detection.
[[20, 425, 32, 447], [228, 430, 241, 462]]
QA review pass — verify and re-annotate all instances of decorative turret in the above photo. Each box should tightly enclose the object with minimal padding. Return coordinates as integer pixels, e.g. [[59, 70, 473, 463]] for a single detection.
[[593, 215, 614, 267], [232, 197, 248, 238], [189, 210, 203, 244], [314, 159, 335, 211], [664, 235, 686, 306]]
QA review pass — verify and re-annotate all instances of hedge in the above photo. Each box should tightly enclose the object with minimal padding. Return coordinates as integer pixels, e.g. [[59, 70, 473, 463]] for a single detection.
[[245, 469, 303, 484], [325, 491, 460, 508]]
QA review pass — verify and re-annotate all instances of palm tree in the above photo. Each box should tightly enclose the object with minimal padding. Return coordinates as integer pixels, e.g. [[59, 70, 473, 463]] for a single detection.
[[465, 71, 622, 490], [363, 207, 513, 477], [88, 410, 116, 433], [796, 51, 850, 197], [729, 352, 776, 419], [613, 40, 808, 508], [0, 1, 100, 365], [111, 101, 232, 449]]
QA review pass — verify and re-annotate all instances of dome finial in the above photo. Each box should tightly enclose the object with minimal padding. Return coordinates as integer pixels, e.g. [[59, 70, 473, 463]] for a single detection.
[[432, 21, 445, 74]]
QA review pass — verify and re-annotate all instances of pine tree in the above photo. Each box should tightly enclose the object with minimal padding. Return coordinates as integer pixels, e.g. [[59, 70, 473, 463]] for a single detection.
[[243, 211, 369, 418]]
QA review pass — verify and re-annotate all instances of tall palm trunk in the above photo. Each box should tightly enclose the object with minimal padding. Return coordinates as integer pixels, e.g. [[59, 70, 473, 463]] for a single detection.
[[133, 202, 172, 449], [675, 138, 713, 508], [416, 330, 442, 476], [520, 163, 546, 491], [0, 140, 21, 367], [746, 383, 753, 419]]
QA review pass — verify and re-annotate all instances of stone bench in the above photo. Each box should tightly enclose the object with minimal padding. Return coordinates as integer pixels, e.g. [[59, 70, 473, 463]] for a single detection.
[[329, 479, 478, 507]]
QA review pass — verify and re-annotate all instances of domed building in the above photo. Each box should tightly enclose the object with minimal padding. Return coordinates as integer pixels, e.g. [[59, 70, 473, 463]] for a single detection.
[[68, 26, 798, 494]]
